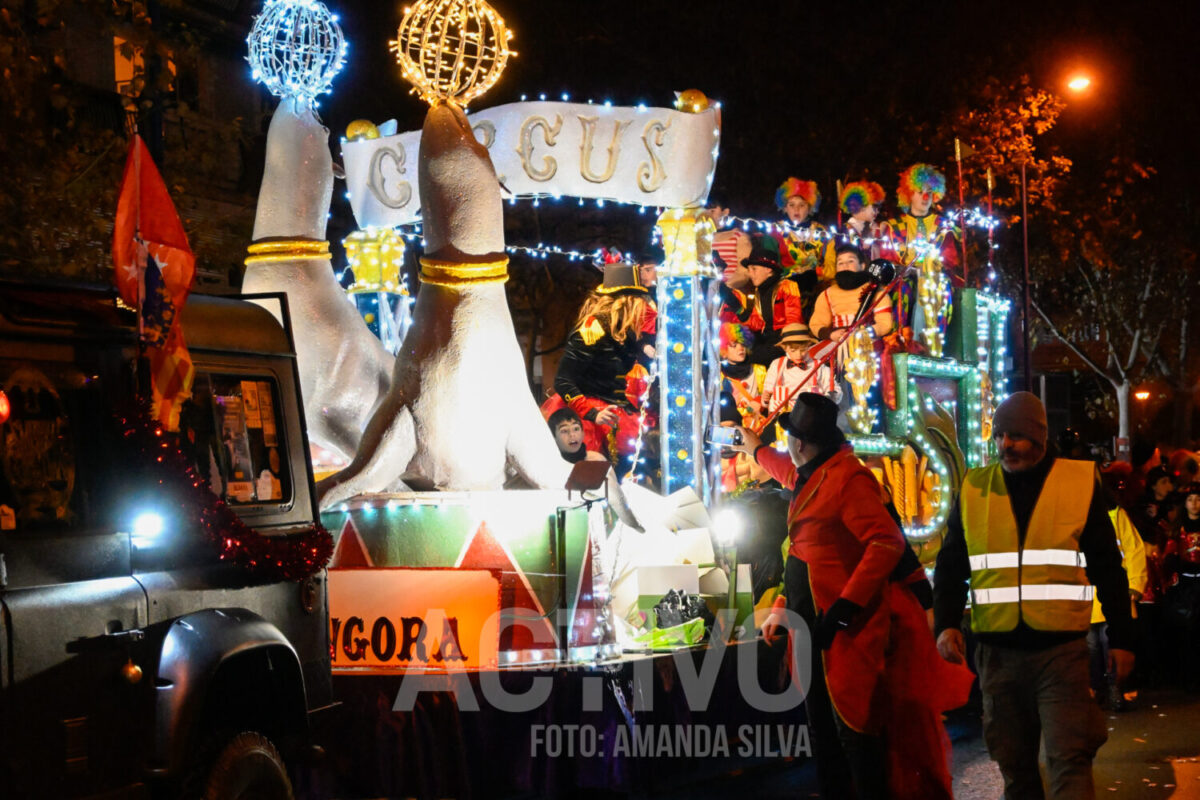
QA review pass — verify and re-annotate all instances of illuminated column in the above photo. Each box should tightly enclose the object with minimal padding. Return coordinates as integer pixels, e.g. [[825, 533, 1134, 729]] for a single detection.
[[656, 207, 717, 496], [343, 227, 413, 353]]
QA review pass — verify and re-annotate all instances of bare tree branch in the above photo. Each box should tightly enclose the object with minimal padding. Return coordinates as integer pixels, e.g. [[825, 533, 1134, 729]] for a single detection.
[[1033, 299, 1116, 388]]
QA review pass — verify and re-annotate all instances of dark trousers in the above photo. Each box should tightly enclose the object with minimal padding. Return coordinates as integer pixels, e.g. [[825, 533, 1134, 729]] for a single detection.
[[785, 557, 887, 800], [977, 638, 1108, 800]]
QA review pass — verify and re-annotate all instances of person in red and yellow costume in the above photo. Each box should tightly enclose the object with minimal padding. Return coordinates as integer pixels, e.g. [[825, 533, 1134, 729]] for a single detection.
[[552, 255, 655, 472], [888, 164, 960, 352], [732, 393, 972, 800], [774, 177, 832, 283], [717, 235, 804, 366], [719, 322, 767, 427], [718, 322, 770, 492]]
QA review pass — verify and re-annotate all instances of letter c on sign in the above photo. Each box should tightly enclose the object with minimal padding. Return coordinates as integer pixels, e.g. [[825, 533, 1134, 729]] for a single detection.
[[516, 114, 562, 182], [368, 145, 413, 209]]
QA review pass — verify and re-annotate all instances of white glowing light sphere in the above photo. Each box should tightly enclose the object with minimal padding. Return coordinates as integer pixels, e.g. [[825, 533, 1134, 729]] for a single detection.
[[247, 0, 347, 104]]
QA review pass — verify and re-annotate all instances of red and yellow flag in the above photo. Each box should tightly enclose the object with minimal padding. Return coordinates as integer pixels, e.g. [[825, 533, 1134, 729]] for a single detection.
[[112, 135, 196, 431]]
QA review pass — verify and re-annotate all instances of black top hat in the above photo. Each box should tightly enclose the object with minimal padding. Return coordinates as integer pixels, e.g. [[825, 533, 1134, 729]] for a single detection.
[[778, 392, 845, 448], [596, 262, 649, 295], [741, 243, 782, 272]]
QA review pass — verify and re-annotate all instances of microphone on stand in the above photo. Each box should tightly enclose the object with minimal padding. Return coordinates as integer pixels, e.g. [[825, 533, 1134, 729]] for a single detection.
[[852, 258, 897, 324]]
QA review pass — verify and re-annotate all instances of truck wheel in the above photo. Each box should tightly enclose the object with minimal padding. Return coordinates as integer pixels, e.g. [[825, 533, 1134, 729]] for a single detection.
[[201, 731, 293, 800]]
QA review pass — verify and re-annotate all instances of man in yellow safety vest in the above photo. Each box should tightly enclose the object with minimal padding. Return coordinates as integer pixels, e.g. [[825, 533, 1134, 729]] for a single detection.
[[933, 391, 1136, 799]]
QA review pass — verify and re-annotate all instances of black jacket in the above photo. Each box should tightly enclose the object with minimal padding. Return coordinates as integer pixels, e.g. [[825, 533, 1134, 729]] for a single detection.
[[933, 449, 1136, 651], [554, 328, 644, 412]]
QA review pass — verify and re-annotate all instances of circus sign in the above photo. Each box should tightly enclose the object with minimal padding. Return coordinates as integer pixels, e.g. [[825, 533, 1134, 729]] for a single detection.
[[341, 101, 721, 228]]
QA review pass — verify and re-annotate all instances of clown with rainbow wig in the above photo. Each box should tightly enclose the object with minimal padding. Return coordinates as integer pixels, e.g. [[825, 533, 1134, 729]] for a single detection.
[[888, 163, 960, 274], [828, 180, 891, 266], [772, 177, 832, 283], [888, 163, 962, 357]]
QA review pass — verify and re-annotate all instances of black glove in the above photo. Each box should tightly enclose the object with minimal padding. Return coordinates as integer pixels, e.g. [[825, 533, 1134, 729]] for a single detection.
[[812, 597, 863, 650]]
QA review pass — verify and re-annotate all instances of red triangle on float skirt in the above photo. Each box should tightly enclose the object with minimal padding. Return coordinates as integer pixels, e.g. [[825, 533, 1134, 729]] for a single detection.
[[457, 521, 557, 651], [330, 517, 374, 569]]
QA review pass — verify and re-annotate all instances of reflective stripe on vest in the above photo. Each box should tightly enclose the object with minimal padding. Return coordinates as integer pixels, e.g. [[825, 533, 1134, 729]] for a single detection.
[[967, 550, 1088, 571], [960, 458, 1096, 633], [974, 585, 1095, 605]]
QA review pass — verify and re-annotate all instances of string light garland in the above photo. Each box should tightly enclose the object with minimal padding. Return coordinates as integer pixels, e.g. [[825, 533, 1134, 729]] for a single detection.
[[247, 0, 348, 105], [117, 401, 333, 581], [845, 328, 880, 434], [391, 0, 514, 108]]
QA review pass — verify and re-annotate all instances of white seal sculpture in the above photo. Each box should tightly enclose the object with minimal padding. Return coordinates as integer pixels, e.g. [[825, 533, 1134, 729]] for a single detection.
[[316, 102, 571, 505], [243, 98, 394, 463]]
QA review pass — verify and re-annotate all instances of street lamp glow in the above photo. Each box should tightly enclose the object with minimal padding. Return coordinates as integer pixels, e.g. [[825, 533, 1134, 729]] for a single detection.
[[1067, 75, 1091, 92], [1134, 390, 1150, 401]]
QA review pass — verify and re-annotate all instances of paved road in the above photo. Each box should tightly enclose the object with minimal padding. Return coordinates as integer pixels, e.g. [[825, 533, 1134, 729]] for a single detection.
[[650, 688, 1200, 799], [952, 688, 1200, 799]]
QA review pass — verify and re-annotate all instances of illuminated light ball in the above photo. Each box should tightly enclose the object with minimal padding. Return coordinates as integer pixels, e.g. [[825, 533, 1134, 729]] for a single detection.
[[675, 396, 687, 407], [363, 312, 376, 324], [0, 389, 9, 424], [390, 0, 514, 107], [345, 119, 380, 141], [677, 449, 689, 460], [673, 288, 685, 300], [246, 0, 348, 104], [672, 342, 684, 354], [674, 89, 709, 113]]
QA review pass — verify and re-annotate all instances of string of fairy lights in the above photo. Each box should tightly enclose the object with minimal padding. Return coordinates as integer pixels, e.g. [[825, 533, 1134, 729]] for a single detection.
[[246, 0, 1017, 532]]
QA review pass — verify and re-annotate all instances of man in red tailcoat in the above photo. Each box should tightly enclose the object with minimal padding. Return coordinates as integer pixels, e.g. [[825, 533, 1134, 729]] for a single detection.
[[732, 393, 971, 799]]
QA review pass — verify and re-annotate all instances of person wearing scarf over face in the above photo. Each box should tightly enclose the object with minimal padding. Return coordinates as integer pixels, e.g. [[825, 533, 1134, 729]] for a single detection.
[[717, 235, 804, 366], [807, 244, 895, 428], [730, 394, 972, 800]]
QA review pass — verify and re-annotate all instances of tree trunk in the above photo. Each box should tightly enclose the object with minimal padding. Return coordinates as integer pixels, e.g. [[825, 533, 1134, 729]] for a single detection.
[[1116, 380, 1131, 460]]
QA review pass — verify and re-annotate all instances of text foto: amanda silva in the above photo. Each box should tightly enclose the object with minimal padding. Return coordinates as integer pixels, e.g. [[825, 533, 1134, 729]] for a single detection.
[[530, 724, 812, 758]]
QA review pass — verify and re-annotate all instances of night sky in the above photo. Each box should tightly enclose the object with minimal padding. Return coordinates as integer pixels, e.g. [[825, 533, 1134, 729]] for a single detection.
[[308, 0, 1198, 218]]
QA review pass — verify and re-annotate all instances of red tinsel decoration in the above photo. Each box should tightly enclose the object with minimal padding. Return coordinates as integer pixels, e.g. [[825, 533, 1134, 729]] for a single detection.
[[116, 400, 334, 582]]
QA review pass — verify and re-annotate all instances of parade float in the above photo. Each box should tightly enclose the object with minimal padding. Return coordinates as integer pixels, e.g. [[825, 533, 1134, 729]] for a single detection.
[[239, 0, 1011, 759], [233, 0, 1014, 793]]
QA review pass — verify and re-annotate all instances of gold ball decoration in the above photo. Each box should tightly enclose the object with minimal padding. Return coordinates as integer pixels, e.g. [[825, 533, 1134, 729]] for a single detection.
[[345, 119, 381, 141], [674, 89, 710, 113], [389, 0, 515, 108]]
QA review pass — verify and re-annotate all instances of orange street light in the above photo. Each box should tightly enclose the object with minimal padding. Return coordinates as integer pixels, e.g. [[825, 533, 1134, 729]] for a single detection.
[[1067, 75, 1091, 92], [1134, 390, 1151, 401]]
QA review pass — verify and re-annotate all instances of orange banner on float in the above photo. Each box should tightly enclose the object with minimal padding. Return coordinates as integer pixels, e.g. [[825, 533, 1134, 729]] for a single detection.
[[329, 568, 502, 673]]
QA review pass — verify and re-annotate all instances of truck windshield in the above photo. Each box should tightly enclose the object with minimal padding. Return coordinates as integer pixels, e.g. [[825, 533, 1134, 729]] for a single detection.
[[178, 372, 292, 507]]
